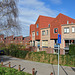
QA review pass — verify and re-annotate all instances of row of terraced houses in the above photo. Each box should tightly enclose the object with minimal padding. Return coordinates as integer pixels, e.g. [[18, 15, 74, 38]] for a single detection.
[[0, 34, 30, 46], [30, 13, 75, 55]]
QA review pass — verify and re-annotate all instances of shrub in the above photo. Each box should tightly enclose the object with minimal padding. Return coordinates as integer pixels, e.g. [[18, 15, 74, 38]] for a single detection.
[[0, 43, 6, 50], [4, 44, 29, 58], [69, 44, 75, 55], [0, 66, 32, 75]]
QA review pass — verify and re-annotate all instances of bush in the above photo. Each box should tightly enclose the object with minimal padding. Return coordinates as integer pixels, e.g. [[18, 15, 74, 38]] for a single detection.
[[0, 43, 6, 50], [69, 44, 75, 55], [4, 44, 29, 58], [0, 65, 32, 75]]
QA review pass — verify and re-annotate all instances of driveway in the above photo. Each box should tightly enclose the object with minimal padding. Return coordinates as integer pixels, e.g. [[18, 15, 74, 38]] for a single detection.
[[0, 55, 75, 75]]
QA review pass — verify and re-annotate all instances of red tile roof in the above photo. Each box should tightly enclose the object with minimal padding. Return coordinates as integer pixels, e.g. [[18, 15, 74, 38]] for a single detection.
[[36, 15, 55, 29]]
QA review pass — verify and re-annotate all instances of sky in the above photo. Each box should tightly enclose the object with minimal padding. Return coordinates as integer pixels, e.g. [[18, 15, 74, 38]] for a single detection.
[[18, 0, 75, 37]]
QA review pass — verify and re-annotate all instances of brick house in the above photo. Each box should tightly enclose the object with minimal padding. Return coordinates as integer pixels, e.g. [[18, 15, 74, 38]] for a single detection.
[[14, 36, 23, 45], [23, 36, 30, 45], [30, 13, 75, 54], [0, 35, 30, 46], [4, 35, 14, 45], [0, 34, 4, 43]]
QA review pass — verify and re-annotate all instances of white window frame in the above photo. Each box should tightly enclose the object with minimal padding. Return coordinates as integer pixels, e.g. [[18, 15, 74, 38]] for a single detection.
[[67, 20, 69, 24], [64, 27, 69, 33], [46, 30, 48, 35], [42, 40, 48, 47], [72, 27, 75, 33], [42, 31, 45, 36], [32, 32, 35, 37]]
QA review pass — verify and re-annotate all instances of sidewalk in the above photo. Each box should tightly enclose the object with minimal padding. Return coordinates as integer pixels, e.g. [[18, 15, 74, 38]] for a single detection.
[[0, 55, 75, 75]]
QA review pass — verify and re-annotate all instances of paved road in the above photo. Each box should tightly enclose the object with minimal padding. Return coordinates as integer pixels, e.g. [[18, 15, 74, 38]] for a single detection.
[[0, 55, 75, 75]]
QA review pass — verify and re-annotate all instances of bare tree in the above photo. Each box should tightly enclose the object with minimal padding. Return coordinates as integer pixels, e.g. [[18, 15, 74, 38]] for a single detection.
[[0, 0, 20, 34]]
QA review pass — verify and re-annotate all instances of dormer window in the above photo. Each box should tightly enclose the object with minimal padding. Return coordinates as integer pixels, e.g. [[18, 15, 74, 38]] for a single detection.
[[48, 24, 50, 27], [67, 20, 69, 24], [71, 22, 73, 24], [36, 24, 39, 28]]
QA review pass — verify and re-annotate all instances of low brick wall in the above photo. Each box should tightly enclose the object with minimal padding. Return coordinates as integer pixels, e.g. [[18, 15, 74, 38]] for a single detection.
[[39, 47, 54, 54], [60, 49, 65, 55], [29, 46, 65, 55]]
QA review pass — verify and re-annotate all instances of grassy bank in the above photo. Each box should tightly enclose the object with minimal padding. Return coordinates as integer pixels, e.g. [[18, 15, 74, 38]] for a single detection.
[[25, 51, 75, 67]]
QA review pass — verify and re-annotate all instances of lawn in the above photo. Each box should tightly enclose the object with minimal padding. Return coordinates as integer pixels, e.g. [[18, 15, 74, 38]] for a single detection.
[[0, 65, 32, 75]]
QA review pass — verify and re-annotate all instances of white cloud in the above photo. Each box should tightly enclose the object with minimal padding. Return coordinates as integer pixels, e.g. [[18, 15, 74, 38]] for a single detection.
[[50, 0, 62, 4], [18, 0, 59, 37]]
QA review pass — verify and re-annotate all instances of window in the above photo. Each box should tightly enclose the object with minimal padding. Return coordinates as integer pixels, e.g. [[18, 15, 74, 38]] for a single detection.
[[32, 32, 35, 36], [37, 41, 40, 47], [46, 30, 48, 35], [42, 31, 45, 35], [48, 24, 50, 27], [72, 27, 75, 32], [42, 40, 48, 48], [54, 28, 58, 33], [64, 27, 69, 33], [67, 20, 69, 24], [71, 22, 73, 24], [37, 31, 38, 35], [36, 24, 39, 28]]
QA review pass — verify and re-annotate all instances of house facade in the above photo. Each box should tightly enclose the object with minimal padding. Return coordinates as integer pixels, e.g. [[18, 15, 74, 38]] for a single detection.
[[61, 24, 75, 54], [0, 35, 30, 46], [4, 35, 14, 45], [23, 36, 30, 46], [30, 13, 75, 54], [14, 36, 23, 45]]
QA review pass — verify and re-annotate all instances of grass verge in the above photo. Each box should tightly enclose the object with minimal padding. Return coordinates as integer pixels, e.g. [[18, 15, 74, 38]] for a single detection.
[[0, 64, 32, 75]]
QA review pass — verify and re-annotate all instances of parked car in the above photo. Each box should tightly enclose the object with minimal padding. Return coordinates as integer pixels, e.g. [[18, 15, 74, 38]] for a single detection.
[[0, 50, 5, 55]]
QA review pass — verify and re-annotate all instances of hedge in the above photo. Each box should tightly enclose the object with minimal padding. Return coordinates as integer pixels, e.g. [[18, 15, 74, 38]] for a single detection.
[[4, 44, 29, 59], [69, 44, 75, 55]]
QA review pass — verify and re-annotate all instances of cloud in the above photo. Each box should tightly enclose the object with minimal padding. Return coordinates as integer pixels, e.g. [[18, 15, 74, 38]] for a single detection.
[[50, 0, 62, 4], [18, 0, 59, 37]]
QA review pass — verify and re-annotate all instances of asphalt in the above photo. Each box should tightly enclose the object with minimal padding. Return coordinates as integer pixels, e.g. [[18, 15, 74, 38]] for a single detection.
[[0, 55, 75, 75]]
